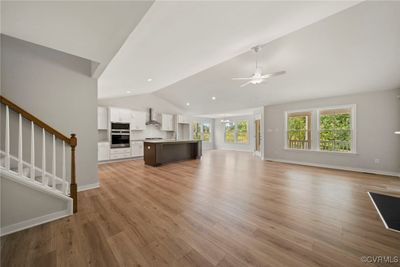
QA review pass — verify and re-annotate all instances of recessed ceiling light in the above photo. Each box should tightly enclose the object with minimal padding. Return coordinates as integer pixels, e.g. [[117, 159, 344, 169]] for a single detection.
[[126, 90, 131, 94], [147, 78, 152, 82], [186, 102, 190, 106], [212, 96, 216, 100]]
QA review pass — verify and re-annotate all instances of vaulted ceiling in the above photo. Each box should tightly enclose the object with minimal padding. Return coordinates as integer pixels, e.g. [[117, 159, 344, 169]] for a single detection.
[[155, 1, 400, 115], [98, 1, 361, 98], [2, 1, 399, 117]]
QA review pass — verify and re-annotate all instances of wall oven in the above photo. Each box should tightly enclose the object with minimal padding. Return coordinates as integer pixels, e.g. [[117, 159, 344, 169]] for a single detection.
[[111, 123, 130, 148]]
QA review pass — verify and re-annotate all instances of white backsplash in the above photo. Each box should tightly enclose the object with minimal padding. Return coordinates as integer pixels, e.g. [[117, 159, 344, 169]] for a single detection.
[[131, 124, 175, 140]]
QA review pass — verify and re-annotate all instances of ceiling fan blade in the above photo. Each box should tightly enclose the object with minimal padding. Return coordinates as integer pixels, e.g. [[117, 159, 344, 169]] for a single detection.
[[232, 77, 252, 80], [240, 81, 252, 87], [261, 71, 286, 78]]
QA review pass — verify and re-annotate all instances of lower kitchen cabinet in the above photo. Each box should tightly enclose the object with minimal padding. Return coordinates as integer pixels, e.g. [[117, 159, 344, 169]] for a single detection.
[[131, 141, 144, 157], [110, 147, 131, 160], [98, 142, 110, 161]]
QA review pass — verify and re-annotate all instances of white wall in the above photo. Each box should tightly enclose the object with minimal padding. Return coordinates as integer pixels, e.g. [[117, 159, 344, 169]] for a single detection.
[[264, 89, 400, 175], [1, 34, 98, 188], [215, 115, 255, 152]]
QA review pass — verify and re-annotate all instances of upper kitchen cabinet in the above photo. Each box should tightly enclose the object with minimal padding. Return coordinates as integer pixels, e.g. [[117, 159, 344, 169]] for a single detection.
[[177, 115, 190, 124], [97, 107, 108, 130], [109, 107, 131, 123], [161, 113, 174, 131], [130, 111, 146, 130]]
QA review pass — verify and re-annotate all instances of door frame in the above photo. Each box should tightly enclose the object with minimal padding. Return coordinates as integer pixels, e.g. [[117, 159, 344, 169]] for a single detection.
[[253, 108, 264, 159]]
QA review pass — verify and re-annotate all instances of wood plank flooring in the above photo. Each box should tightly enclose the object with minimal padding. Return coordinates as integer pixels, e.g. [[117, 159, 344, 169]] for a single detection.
[[2, 150, 400, 266]]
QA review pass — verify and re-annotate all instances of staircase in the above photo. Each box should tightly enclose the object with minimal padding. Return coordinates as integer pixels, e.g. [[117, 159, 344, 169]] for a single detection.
[[0, 96, 78, 235]]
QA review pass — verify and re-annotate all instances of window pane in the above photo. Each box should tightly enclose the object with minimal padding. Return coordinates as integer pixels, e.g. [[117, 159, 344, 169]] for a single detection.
[[225, 123, 235, 143], [287, 112, 311, 149], [203, 123, 210, 142], [319, 109, 352, 152], [192, 122, 202, 140], [237, 121, 248, 144]]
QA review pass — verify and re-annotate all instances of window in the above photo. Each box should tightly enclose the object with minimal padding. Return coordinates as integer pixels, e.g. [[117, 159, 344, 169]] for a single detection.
[[192, 122, 202, 140], [203, 123, 211, 142], [224, 123, 235, 143], [287, 112, 311, 150], [285, 105, 355, 153], [224, 120, 249, 144], [319, 108, 352, 152], [237, 121, 249, 144], [192, 121, 212, 142]]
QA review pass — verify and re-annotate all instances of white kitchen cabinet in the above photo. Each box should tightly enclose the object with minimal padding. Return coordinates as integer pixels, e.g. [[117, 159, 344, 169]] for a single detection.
[[130, 111, 146, 130], [109, 107, 131, 123], [109, 147, 131, 159], [177, 115, 190, 124], [98, 142, 110, 161], [161, 114, 174, 131], [97, 107, 108, 130], [131, 141, 144, 157]]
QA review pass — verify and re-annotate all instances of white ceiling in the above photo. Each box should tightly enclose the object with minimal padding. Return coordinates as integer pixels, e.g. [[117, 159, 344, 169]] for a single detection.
[[156, 1, 400, 115], [98, 1, 360, 98], [1, 1, 153, 77]]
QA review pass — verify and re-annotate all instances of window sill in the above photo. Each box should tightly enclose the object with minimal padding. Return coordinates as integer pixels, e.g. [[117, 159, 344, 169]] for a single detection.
[[283, 148, 358, 155]]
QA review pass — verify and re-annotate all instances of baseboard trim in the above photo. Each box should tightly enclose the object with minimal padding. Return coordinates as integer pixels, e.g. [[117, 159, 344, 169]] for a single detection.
[[0, 209, 71, 237], [78, 182, 100, 192], [264, 158, 400, 177]]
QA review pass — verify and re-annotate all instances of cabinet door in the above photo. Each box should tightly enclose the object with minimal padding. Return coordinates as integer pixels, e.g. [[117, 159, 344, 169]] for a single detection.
[[137, 141, 144, 156], [131, 141, 144, 157], [119, 109, 131, 123], [129, 111, 136, 130], [97, 107, 108, 130], [109, 108, 120, 122], [98, 144, 110, 161], [136, 112, 146, 130]]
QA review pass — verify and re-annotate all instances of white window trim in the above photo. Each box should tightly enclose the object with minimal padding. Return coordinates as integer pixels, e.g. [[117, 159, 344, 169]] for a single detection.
[[192, 121, 212, 142], [224, 120, 250, 144], [284, 104, 357, 153], [202, 122, 212, 143]]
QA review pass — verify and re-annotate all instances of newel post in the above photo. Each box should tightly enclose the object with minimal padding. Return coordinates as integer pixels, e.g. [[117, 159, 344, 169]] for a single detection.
[[70, 134, 78, 213]]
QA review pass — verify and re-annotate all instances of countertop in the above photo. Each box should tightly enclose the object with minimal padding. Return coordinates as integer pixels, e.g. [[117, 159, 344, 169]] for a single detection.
[[144, 139, 201, 144]]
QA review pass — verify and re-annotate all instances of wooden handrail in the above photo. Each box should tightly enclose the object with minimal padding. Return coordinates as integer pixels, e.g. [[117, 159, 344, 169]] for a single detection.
[[0, 95, 78, 213], [0, 96, 72, 146]]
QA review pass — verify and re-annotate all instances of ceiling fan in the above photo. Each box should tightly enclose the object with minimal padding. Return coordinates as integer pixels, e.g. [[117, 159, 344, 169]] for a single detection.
[[232, 46, 285, 87]]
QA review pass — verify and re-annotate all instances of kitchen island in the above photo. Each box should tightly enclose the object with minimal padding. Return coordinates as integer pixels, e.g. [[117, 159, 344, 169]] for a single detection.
[[144, 140, 202, 166]]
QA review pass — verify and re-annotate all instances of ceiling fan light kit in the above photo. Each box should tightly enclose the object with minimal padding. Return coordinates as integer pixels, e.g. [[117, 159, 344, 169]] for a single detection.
[[233, 45, 285, 87]]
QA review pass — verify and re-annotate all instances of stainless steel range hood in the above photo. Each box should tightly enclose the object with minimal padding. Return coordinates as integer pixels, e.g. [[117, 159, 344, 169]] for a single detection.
[[146, 108, 161, 126]]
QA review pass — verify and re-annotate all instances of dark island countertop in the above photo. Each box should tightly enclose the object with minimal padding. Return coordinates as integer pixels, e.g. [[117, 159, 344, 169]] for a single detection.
[[144, 139, 201, 144], [143, 139, 202, 166]]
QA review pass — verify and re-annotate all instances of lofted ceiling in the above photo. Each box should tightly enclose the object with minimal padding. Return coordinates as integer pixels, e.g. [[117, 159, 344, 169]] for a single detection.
[[155, 1, 400, 115], [98, 1, 361, 98], [1, 1, 154, 77]]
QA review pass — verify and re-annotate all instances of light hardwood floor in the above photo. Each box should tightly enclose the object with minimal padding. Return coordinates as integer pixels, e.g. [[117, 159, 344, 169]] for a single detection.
[[1, 150, 400, 266]]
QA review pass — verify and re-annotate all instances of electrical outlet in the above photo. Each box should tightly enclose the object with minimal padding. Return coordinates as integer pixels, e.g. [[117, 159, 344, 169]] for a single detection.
[[374, 158, 380, 164]]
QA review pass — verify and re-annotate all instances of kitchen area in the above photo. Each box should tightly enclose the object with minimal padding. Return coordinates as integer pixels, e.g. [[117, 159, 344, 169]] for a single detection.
[[97, 106, 199, 164]]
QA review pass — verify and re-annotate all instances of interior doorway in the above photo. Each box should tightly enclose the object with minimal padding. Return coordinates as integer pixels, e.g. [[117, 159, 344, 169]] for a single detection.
[[253, 109, 264, 159], [255, 119, 261, 153]]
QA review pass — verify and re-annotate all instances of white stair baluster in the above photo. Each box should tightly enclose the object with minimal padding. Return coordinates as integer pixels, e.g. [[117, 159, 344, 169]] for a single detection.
[[30, 122, 35, 180], [18, 114, 23, 175], [62, 141, 66, 194], [52, 135, 56, 189], [42, 128, 47, 186], [5, 106, 10, 170]]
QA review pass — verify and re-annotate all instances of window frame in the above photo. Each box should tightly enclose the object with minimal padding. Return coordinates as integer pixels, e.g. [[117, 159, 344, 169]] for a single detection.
[[224, 122, 236, 144], [192, 121, 212, 142], [224, 120, 250, 144], [202, 122, 211, 143], [284, 104, 356, 153]]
